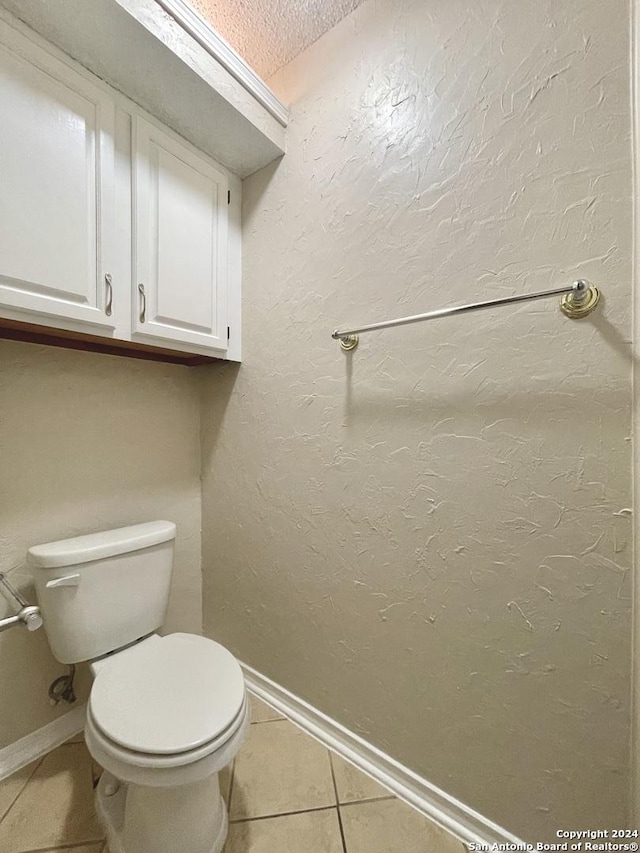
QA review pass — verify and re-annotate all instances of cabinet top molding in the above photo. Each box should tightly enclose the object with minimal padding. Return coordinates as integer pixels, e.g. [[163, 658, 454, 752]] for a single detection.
[[155, 0, 288, 127], [0, 0, 287, 178]]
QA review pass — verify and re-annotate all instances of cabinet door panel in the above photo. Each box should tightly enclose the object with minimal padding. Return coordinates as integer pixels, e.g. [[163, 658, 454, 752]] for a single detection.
[[134, 117, 228, 352], [0, 27, 115, 328]]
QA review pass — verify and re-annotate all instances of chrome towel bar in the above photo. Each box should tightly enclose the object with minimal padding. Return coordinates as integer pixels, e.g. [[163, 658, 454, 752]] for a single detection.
[[0, 572, 43, 633], [332, 279, 600, 351]]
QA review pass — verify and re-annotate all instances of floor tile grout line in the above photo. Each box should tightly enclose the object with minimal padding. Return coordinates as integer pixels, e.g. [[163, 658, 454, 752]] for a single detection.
[[227, 758, 237, 818], [0, 754, 45, 827], [2, 743, 104, 853], [230, 804, 339, 825], [339, 794, 396, 807], [15, 840, 105, 853], [325, 747, 396, 807], [328, 751, 349, 853], [250, 716, 286, 725]]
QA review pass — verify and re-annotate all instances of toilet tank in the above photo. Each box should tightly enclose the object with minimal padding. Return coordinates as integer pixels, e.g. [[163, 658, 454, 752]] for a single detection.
[[29, 521, 176, 664]]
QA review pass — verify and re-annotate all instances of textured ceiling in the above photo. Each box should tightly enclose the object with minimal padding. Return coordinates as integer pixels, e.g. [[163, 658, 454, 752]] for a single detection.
[[187, 0, 366, 79]]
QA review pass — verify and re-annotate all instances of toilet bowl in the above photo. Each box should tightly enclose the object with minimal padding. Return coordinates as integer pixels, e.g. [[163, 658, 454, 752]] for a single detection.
[[86, 633, 248, 785], [85, 633, 250, 853], [29, 521, 247, 853]]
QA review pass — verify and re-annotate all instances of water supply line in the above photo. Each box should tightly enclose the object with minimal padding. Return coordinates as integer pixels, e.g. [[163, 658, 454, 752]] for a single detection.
[[48, 665, 77, 706]]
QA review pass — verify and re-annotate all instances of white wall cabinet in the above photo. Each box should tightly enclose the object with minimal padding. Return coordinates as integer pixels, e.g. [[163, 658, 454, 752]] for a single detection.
[[0, 16, 241, 363], [0, 24, 116, 330], [133, 117, 229, 352]]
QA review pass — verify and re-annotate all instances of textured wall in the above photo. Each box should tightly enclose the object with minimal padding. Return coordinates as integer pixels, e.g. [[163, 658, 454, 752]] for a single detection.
[[201, 0, 633, 840], [188, 0, 365, 78], [0, 341, 202, 749]]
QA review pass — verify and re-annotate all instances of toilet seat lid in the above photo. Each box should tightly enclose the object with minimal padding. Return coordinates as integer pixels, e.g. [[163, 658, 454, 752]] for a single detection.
[[89, 633, 245, 755]]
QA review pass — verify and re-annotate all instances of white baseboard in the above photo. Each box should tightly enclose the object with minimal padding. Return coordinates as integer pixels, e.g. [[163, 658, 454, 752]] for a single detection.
[[241, 663, 525, 849], [0, 704, 86, 781]]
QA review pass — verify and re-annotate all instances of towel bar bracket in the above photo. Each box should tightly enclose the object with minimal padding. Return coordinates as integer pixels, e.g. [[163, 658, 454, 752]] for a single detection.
[[560, 282, 600, 318]]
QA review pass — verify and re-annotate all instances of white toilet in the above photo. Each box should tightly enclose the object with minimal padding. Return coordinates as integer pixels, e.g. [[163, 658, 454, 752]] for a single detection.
[[28, 520, 248, 853]]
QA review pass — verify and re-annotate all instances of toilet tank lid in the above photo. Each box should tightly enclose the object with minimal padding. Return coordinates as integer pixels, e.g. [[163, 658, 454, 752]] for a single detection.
[[28, 521, 177, 569]]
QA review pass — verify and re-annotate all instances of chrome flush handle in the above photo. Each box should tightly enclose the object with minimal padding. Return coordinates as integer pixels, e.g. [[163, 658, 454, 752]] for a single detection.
[[45, 574, 80, 589], [138, 283, 146, 323], [104, 273, 113, 317]]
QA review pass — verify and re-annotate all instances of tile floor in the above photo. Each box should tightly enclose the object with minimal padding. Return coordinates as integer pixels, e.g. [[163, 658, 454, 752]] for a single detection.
[[0, 695, 466, 853]]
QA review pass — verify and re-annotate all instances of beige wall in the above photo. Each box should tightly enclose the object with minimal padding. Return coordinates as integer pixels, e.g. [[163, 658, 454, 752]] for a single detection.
[[0, 341, 202, 749], [201, 0, 633, 841]]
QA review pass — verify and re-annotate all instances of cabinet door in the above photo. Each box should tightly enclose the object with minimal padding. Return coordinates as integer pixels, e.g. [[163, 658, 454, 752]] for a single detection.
[[0, 24, 115, 329], [133, 117, 228, 353]]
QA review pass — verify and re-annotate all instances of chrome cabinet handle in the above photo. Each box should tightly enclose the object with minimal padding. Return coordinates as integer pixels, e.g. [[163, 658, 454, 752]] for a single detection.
[[138, 283, 146, 323], [104, 273, 113, 317]]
